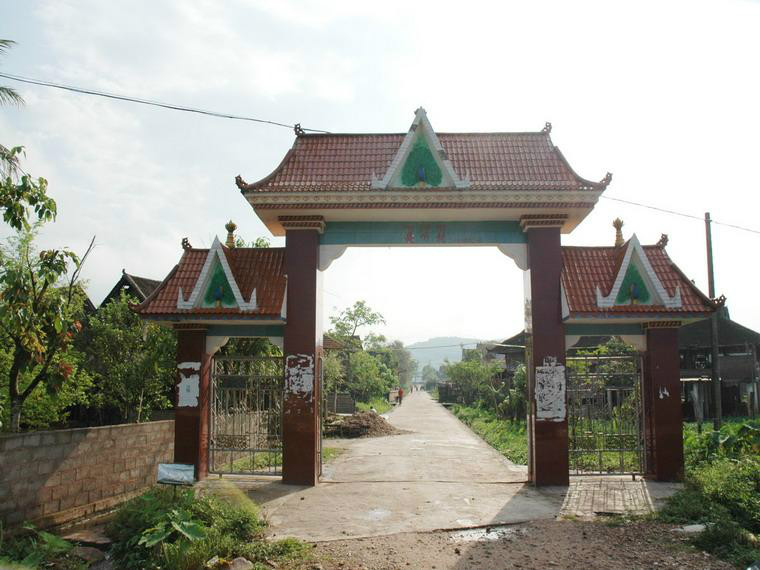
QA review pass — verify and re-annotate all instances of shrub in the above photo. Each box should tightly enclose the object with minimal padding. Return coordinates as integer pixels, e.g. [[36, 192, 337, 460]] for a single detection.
[[108, 486, 293, 570]]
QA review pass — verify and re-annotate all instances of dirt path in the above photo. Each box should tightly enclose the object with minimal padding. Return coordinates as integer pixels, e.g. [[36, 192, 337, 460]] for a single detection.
[[313, 519, 733, 570]]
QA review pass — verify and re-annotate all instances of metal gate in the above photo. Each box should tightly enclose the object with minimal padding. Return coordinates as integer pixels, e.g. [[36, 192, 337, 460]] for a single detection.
[[566, 354, 645, 475], [209, 356, 284, 475]]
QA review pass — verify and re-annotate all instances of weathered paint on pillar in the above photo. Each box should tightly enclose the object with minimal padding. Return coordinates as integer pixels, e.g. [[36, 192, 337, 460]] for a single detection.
[[643, 326, 684, 481], [174, 326, 210, 480], [525, 226, 569, 486], [283, 230, 322, 486]]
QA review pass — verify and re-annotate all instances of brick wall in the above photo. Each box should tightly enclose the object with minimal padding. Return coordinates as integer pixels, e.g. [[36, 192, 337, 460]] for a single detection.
[[0, 420, 174, 529]]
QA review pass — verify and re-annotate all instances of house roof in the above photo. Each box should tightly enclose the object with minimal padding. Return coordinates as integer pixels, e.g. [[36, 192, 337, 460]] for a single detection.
[[679, 315, 760, 348], [102, 271, 162, 306], [561, 244, 714, 317], [237, 130, 607, 194], [134, 247, 286, 318]]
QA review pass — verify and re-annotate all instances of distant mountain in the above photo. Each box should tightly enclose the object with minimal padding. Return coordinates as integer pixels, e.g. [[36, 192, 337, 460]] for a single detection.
[[407, 336, 483, 372]]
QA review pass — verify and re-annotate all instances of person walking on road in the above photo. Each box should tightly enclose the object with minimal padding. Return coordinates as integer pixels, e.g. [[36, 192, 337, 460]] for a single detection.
[[398, 387, 404, 405]]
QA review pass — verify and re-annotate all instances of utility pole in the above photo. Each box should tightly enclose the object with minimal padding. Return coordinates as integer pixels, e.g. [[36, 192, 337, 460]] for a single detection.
[[705, 212, 722, 430]]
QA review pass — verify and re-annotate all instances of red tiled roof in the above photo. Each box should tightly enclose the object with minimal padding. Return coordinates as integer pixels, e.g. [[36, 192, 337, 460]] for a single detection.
[[561, 245, 714, 316], [239, 132, 604, 193], [135, 247, 286, 317]]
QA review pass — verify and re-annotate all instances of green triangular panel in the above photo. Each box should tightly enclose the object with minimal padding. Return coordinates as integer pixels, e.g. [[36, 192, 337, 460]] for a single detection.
[[401, 140, 443, 187], [615, 263, 651, 304], [202, 262, 237, 308]]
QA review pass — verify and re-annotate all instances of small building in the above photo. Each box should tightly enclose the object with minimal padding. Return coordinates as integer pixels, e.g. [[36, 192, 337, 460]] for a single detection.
[[679, 311, 760, 418]]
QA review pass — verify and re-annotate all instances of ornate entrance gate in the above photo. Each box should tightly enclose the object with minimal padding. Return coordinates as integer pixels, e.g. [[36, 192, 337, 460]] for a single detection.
[[566, 354, 645, 475], [209, 356, 284, 475]]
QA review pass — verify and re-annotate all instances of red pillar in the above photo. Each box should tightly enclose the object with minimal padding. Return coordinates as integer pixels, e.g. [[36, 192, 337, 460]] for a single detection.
[[283, 229, 322, 486], [174, 325, 211, 480], [525, 225, 568, 486], [643, 326, 684, 481]]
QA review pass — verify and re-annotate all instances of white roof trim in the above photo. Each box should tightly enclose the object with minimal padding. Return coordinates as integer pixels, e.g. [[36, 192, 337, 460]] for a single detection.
[[176, 237, 257, 311], [596, 234, 681, 309], [371, 107, 470, 190]]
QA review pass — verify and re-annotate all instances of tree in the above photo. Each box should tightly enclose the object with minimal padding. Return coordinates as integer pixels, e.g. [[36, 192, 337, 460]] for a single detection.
[[0, 40, 23, 106], [322, 351, 345, 394], [0, 228, 93, 431], [441, 359, 501, 406], [234, 235, 270, 248], [329, 300, 385, 345], [79, 291, 176, 423], [0, 40, 57, 231], [422, 364, 440, 391], [346, 351, 396, 402]]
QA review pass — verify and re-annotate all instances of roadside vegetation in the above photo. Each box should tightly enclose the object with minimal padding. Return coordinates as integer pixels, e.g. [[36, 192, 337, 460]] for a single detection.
[[108, 487, 309, 570], [452, 405, 528, 463], [658, 418, 760, 567], [323, 301, 417, 410], [356, 397, 392, 414]]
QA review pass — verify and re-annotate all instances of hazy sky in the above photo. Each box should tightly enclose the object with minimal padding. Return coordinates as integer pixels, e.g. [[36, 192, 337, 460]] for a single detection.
[[2, 0, 759, 345]]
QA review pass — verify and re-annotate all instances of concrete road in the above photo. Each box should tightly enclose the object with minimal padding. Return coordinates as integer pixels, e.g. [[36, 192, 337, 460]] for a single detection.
[[204, 391, 679, 541]]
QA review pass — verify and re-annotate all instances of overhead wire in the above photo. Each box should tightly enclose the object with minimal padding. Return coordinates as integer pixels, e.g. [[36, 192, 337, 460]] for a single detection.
[[3, 72, 758, 235], [600, 195, 760, 235], [0, 71, 330, 133]]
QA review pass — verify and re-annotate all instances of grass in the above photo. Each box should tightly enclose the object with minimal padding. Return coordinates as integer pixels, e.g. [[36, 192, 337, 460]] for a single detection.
[[356, 397, 392, 414], [451, 404, 529, 464], [229, 447, 343, 473]]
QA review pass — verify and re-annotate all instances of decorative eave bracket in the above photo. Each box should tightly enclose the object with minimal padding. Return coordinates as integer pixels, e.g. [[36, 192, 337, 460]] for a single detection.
[[177, 237, 257, 311], [370, 107, 470, 190], [595, 234, 681, 309]]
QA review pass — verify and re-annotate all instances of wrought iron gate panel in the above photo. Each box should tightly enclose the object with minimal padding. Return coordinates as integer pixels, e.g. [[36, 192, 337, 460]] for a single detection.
[[566, 354, 645, 475], [209, 356, 284, 475]]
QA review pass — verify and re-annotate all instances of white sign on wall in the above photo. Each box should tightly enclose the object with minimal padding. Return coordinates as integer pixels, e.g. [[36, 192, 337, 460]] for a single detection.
[[535, 356, 566, 422]]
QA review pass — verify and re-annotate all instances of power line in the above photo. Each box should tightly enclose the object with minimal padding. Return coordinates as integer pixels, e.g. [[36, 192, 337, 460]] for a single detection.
[[601, 195, 760, 235], [0, 71, 330, 133]]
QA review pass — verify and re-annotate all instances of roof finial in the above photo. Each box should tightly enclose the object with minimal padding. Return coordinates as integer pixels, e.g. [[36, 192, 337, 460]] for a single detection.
[[613, 218, 624, 247], [181, 237, 192, 250], [656, 234, 669, 248], [542, 122, 552, 134], [225, 220, 237, 248], [293, 123, 305, 137]]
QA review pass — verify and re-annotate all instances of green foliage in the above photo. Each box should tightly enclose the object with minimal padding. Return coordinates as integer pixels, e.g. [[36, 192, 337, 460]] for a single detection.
[[0, 228, 92, 431], [440, 359, 502, 407], [659, 418, 760, 567], [346, 351, 396, 402], [452, 405, 529, 464], [109, 487, 281, 570], [203, 263, 237, 307], [0, 523, 83, 569], [78, 291, 176, 423], [401, 140, 443, 187], [356, 397, 392, 414], [615, 263, 650, 304], [234, 235, 271, 249], [366, 335, 417, 389], [329, 300, 385, 341], [322, 351, 345, 394]]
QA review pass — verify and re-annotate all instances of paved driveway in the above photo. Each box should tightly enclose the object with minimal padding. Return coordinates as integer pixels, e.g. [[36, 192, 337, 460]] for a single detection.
[[205, 391, 679, 541]]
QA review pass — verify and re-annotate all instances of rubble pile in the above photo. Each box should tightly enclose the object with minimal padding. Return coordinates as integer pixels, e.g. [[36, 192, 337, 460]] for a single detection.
[[325, 411, 402, 438]]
